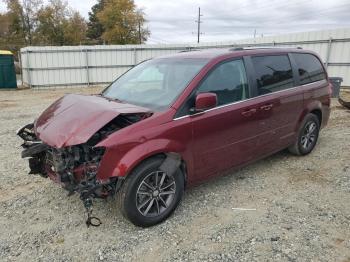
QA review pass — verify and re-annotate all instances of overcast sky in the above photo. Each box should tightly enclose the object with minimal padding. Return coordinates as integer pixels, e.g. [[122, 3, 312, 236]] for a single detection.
[[1, 0, 350, 44]]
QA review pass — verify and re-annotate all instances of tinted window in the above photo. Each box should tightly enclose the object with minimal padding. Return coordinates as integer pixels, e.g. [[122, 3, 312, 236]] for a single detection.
[[292, 53, 326, 85], [197, 59, 249, 106], [252, 55, 294, 95]]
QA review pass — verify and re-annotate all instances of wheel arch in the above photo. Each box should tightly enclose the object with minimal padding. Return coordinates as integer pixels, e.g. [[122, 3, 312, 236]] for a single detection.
[[128, 152, 188, 188], [295, 101, 323, 132], [309, 108, 322, 126], [100, 144, 189, 188]]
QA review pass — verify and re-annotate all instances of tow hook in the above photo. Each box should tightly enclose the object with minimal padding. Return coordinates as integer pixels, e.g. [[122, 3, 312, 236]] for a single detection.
[[83, 197, 102, 227]]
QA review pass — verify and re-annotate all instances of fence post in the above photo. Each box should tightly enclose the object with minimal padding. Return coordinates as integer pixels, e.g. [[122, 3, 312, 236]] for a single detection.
[[85, 49, 90, 86], [18, 51, 23, 87], [26, 51, 32, 88], [325, 37, 333, 69], [134, 48, 137, 65]]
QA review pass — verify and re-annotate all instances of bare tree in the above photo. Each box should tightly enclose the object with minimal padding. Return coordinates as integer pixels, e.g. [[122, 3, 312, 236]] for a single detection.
[[22, 0, 43, 44], [5, 0, 42, 45]]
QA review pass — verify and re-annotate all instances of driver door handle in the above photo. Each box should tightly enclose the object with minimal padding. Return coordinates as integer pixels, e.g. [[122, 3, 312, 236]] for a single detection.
[[260, 104, 274, 111]]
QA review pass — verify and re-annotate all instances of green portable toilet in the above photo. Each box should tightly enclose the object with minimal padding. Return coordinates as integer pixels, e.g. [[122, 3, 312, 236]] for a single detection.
[[0, 50, 17, 89]]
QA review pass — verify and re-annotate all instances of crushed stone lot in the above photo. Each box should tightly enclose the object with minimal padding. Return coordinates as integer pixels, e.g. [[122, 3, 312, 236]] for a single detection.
[[0, 87, 349, 262]]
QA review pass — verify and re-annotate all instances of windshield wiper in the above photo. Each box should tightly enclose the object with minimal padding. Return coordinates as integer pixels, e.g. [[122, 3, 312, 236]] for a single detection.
[[98, 94, 124, 103]]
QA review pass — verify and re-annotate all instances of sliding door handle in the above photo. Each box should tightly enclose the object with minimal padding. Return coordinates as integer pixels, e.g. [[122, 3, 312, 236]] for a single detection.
[[241, 108, 257, 117]]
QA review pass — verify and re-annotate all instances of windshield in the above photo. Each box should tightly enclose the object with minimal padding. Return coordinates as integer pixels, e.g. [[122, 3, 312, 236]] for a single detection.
[[102, 58, 209, 111]]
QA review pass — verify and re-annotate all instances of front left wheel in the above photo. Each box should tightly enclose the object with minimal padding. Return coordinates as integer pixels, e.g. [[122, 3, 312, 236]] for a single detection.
[[117, 156, 184, 227]]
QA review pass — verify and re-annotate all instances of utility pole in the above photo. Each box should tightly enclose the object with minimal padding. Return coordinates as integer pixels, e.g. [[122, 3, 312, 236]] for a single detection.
[[138, 20, 142, 44], [195, 7, 203, 43]]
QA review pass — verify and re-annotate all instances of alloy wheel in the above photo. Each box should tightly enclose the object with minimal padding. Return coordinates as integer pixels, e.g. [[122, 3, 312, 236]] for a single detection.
[[301, 121, 317, 150], [136, 171, 176, 217]]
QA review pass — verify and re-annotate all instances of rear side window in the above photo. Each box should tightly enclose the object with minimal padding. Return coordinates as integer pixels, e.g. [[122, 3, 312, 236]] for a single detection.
[[252, 55, 294, 95], [292, 53, 326, 85]]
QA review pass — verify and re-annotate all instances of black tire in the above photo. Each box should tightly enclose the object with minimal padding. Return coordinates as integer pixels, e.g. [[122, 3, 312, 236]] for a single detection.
[[288, 113, 320, 156], [117, 156, 184, 227]]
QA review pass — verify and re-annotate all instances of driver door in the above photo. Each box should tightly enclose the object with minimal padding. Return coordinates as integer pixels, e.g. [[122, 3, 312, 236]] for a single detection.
[[190, 59, 262, 180]]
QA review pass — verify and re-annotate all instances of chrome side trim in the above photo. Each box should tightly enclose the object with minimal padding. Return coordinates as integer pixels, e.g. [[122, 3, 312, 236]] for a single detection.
[[173, 79, 327, 121]]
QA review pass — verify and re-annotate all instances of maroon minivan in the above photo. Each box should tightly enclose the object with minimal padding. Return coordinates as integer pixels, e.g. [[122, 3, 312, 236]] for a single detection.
[[18, 47, 331, 227]]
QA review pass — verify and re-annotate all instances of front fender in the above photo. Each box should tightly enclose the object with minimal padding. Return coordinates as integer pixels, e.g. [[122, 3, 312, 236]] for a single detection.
[[96, 138, 189, 181]]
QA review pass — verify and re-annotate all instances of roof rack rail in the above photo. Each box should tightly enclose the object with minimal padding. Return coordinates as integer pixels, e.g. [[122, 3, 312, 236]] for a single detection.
[[179, 48, 200, 53], [231, 47, 244, 51], [229, 46, 303, 51]]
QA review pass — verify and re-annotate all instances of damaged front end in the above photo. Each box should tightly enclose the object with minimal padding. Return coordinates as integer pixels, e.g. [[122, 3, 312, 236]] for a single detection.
[[17, 113, 149, 227]]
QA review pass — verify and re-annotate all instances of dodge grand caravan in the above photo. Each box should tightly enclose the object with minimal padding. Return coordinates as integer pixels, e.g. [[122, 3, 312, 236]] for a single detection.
[[18, 47, 331, 227]]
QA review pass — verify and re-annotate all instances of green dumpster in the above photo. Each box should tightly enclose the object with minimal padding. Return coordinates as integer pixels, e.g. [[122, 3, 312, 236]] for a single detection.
[[0, 50, 17, 89]]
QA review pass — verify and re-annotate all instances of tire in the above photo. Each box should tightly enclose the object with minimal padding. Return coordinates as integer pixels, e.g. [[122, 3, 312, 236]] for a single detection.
[[116, 156, 184, 227], [288, 113, 320, 156]]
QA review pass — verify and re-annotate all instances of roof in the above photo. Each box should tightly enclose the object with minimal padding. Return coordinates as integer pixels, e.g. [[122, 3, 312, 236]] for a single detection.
[[155, 46, 309, 60], [0, 50, 13, 55], [156, 48, 230, 59]]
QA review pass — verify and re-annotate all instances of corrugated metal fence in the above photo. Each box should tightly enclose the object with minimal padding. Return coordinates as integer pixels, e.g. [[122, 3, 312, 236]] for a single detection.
[[21, 28, 350, 88]]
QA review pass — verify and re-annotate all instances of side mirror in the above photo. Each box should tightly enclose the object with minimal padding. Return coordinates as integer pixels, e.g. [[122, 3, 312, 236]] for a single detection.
[[194, 92, 217, 112]]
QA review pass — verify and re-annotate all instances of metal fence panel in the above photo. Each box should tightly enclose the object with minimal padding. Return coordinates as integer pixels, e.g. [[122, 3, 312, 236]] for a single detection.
[[21, 28, 350, 88]]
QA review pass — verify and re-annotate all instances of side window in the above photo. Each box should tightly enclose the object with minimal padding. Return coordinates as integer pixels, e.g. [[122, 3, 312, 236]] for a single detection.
[[292, 53, 326, 85], [197, 59, 249, 106], [252, 55, 294, 95]]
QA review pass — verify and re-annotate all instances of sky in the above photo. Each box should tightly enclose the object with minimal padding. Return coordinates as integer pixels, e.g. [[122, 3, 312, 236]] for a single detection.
[[1, 0, 350, 44]]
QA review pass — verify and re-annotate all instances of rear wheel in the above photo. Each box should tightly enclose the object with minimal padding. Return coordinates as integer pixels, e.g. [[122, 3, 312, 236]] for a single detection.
[[117, 156, 184, 227], [288, 113, 320, 156]]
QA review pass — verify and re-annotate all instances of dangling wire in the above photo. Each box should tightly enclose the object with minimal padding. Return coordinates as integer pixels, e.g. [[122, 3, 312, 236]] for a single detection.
[[84, 198, 102, 227]]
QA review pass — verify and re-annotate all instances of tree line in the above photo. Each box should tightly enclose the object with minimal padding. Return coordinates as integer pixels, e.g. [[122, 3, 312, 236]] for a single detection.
[[0, 0, 150, 56]]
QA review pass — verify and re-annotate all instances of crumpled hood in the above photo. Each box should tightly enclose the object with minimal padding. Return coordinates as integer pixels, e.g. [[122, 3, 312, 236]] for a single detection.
[[35, 94, 150, 148]]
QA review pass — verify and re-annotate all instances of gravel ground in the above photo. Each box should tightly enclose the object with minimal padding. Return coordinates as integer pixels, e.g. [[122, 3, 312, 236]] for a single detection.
[[0, 87, 349, 262]]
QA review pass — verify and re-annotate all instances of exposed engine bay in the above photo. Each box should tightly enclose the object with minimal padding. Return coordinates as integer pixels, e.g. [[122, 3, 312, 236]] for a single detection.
[[17, 113, 148, 227]]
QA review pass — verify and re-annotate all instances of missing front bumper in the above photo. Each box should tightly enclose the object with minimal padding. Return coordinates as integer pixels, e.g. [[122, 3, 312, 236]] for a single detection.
[[17, 123, 120, 227]]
